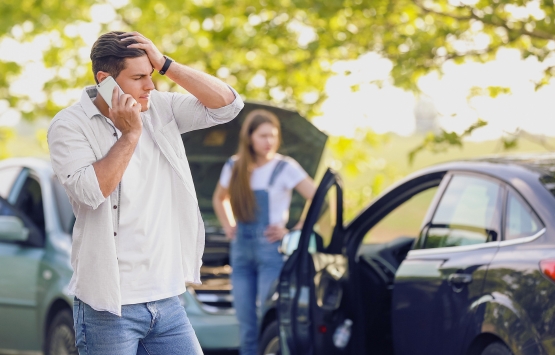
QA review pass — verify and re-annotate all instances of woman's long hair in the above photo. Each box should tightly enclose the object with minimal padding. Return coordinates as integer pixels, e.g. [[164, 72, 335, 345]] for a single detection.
[[229, 109, 281, 223]]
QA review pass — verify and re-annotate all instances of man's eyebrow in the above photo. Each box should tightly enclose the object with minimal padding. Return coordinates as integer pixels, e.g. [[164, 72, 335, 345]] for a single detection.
[[131, 69, 155, 77]]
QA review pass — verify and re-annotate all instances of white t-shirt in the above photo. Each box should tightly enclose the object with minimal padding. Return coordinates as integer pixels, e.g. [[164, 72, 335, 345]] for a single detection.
[[219, 154, 308, 226], [115, 118, 185, 305]]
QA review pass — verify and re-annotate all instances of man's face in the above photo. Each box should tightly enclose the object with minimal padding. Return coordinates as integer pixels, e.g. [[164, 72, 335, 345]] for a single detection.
[[115, 55, 155, 112]]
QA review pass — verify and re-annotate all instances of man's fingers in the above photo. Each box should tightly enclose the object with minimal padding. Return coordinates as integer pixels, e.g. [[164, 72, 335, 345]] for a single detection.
[[118, 31, 145, 39], [124, 96, 137, 108], [111, 86, 119, 108], [125, 43, 146, 49], [120, 34, 150, 44], [121, 35, 145, 42]]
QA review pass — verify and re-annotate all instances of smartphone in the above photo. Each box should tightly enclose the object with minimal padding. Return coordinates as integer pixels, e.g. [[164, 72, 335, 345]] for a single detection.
[[97, 76, 125, 109]]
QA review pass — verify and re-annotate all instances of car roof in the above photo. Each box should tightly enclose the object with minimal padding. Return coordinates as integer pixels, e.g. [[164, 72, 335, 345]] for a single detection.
[[0, 157, 53, 176], [407, 153, 555, 185]]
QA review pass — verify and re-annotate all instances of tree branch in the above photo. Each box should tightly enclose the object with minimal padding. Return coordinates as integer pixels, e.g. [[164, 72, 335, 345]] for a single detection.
[[414, 1, 555, 41]]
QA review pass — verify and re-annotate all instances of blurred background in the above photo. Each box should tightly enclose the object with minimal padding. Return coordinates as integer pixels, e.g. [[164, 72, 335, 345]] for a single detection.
[[1, 0, 555, 224]]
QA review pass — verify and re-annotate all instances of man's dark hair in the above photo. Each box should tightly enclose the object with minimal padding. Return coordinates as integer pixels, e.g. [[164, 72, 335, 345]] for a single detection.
[[90, 31, 145, 84]]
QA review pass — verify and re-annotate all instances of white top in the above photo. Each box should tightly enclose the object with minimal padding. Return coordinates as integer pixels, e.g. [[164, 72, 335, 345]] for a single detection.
[[219, 154, 308, 226], [116, 122, 185, 305], [47, 86, 244, 316]]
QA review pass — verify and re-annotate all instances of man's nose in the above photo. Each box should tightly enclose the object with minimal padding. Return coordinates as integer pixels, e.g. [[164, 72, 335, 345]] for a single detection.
[[145, 77, 155, 91]]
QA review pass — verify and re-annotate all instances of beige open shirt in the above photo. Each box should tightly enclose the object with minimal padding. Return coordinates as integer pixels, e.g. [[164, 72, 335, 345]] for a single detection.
[[47, 85, 244, 316]]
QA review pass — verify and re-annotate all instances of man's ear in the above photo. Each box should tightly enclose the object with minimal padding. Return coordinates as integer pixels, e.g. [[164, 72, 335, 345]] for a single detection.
[[96, 71, 110, 84]]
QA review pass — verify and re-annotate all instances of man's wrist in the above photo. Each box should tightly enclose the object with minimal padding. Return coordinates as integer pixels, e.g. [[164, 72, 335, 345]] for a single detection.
[[159, 56, 174, 75], [120, 130, 141, 142]]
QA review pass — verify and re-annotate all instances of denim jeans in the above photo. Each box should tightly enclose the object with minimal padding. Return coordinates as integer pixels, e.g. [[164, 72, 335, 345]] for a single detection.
[[72, 295, 203, 355], [231, 223, 284, 355]]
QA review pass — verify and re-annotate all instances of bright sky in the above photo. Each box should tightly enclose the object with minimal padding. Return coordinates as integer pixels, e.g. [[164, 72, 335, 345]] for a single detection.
[[313, 49, 555, 140], [1, 2, 555, 141]]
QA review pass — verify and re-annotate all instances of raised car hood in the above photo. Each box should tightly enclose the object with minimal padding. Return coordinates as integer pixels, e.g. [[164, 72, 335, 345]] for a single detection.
[[181, 101, 328, 230]]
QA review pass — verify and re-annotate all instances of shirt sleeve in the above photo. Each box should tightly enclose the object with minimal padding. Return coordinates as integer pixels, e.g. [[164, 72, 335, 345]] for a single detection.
[[167, 86, 244, 134], [47, 117, 106, 210], [283, 158, 309, 190], [219, 159, 233, 189]]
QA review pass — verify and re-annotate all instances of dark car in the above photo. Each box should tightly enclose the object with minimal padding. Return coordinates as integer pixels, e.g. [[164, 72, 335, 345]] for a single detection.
[[259, 155, 555, 355]]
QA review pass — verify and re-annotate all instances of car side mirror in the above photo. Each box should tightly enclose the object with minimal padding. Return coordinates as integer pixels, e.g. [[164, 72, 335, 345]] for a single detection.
[[279, 230, 317, 257], [0, 216, 29, 242]]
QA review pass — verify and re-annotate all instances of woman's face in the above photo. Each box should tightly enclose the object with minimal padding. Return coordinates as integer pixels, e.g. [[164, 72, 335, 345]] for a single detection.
[[250, 122, 279, 158]]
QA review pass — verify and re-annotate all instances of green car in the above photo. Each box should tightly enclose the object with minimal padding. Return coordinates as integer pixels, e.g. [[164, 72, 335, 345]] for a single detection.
[[0, 158, 240, 354]]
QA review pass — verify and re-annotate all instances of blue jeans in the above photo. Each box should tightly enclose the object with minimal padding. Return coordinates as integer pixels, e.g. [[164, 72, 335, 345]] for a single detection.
[[72, 296, 203, 355], [231, 223, 284, 355]]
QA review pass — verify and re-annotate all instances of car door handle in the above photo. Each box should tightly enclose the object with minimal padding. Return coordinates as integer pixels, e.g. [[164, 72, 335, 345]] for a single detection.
[[448, 273, 473, 285]]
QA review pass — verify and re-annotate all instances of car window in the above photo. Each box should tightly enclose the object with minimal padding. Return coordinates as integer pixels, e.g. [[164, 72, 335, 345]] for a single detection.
[[505, 191, 543, 240], [0, 166, 22, 199], [423, 175, 502, 249], [13, 176, 45, 237], [363, 187, 438, 244], [312, 184, 339, 249], [0, 197, 43, 247]]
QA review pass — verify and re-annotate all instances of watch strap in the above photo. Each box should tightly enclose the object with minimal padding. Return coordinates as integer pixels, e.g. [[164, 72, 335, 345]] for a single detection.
[[159, 56, 173, 75]]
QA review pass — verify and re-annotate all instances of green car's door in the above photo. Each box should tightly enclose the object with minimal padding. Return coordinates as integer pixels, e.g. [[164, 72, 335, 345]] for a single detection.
[[0, 167, 46, 350]]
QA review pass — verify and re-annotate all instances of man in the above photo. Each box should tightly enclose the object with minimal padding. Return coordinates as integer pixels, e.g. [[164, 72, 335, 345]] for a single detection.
[[47, 31, 244, 354]]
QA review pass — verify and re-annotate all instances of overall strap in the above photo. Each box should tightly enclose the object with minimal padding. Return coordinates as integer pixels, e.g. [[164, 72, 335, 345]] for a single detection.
[[225, 157, 235, 169], [268, 158, 288, 188]]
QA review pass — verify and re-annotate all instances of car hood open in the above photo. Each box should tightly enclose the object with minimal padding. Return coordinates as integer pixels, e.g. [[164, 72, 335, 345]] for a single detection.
[[181, 101, 328, 230]]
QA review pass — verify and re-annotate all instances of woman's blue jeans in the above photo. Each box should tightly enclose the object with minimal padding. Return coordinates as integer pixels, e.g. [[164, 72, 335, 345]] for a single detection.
[[231, 223, 284, 355]]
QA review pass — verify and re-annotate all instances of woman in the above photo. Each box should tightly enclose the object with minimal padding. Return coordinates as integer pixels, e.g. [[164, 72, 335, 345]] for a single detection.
[[212, 109, 316, 355]]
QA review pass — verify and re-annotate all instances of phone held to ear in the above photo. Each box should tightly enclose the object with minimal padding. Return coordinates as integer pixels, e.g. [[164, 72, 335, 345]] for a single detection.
[[97, 76, 125, 109]]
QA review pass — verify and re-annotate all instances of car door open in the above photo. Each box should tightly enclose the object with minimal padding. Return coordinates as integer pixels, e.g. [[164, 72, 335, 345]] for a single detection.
[[392, 173, 503, 355], [278, 169, 346, 355]]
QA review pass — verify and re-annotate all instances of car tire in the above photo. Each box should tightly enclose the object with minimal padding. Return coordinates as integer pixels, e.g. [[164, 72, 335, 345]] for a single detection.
[[481, 342, 513, 355], [45, 309, 78, 355], [259, 320, 280, 355]]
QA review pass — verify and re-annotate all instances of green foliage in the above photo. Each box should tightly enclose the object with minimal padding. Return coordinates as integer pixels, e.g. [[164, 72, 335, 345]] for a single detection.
[[408, 119, 488, 164], [323, 128, 400, 220], [0, 127, 15, 159], [468, 85, 512, 100], [2, 0, 555, 122]]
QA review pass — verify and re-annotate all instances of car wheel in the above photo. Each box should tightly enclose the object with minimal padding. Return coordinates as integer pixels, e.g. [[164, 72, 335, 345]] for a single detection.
[[45, 309, 78, 355], [259, 320, 280, 355], [481, 342, 513, 355]]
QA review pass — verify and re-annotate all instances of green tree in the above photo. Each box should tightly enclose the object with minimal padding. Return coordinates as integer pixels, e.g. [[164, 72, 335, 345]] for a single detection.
[[2, 0, 554, 121]]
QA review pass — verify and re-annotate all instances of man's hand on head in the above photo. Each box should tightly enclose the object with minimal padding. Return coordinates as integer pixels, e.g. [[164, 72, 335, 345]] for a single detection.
[[118, 32, 166, 72]]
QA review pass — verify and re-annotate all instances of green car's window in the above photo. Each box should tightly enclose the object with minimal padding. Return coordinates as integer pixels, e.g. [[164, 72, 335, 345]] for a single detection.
[[0, 197, 44, 247], [13, 176, 45, 238], [505, 191, 543, 240], [0, 166, 21, 199], [424, 175, 502, 249]]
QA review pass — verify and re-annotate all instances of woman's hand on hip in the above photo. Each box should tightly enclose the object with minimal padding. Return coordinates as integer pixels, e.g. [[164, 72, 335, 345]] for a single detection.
[[224, 225, 236, 240], [265, 225, 288, 243]]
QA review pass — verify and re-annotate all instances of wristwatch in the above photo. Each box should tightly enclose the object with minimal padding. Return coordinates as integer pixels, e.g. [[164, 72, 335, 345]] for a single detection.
[[159, 55, 174, 75]]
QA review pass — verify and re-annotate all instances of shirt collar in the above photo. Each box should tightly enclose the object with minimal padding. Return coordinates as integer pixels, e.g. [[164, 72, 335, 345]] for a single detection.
[[80, 85, 102, 119]]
